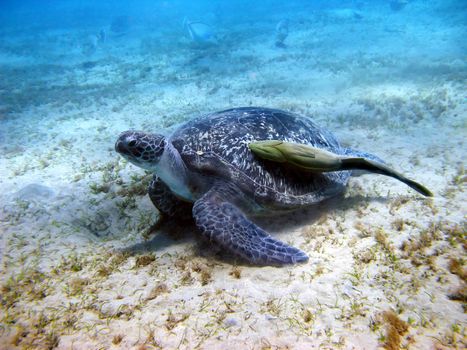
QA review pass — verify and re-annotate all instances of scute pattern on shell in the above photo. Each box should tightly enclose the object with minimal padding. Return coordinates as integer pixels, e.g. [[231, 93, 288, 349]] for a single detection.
[[169, 107, 351, 208]]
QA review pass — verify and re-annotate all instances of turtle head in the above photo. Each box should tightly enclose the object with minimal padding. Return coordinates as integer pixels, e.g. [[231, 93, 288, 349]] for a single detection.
[[115, 131, 166, 170]]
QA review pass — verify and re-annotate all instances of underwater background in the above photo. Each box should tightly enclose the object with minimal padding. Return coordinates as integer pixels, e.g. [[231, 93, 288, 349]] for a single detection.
[[0, 0, 466, 349]]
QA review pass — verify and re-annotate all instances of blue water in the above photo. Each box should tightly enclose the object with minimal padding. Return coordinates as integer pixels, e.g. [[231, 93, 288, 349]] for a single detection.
[[0, 1, 466, 349], [0, 1, 465, 109]]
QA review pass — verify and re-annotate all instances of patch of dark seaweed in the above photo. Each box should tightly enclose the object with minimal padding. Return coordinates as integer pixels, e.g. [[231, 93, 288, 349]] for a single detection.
[[80, 61, 98, 70], [401, 62, 467, 82]]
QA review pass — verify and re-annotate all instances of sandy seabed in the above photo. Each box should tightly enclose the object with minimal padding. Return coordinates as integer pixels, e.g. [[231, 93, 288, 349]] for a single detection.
[[0, 2, 466, 349]]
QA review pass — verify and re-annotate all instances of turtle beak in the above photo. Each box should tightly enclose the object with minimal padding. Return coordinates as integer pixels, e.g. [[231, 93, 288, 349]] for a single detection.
[[115, 139, 126, 154], [115, 131, 136, 156]]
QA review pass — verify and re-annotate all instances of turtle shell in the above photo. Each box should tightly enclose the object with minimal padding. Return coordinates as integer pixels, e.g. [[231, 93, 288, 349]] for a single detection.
[[169, 107, 351, 209]]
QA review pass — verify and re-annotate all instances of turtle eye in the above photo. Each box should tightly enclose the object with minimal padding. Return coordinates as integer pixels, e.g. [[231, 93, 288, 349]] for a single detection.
[[128, 140, 137, 147]]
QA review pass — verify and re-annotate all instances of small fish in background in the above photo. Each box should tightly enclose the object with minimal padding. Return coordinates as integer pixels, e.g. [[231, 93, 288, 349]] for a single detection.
[[97, 28, 106, 45], [183, 17, 217, 44], [81, 34, 99, 56], [275, 19, 289, 48], [80, 28, 106, 56], [389, 0, 409, 11]]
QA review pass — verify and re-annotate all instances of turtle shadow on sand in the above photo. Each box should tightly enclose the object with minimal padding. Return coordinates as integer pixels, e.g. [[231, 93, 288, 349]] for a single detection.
[[119, 219, 197, 256], [255, 192, 391, 234], [119, 191, 392, 265]]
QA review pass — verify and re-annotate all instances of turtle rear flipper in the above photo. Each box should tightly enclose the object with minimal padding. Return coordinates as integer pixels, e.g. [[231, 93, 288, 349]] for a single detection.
[[249, 140, 433, 197], [192, 183, 309, 265]]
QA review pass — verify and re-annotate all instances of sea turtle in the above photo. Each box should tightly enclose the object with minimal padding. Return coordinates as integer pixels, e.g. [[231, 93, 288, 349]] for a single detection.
[[115, 107, 431, 265]]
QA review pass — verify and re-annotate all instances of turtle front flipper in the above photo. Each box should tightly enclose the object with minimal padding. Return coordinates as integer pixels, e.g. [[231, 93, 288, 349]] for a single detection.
[[148, 175, 193, 221], [192, 184, 309, 265], [249, 140, 433, 197]]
